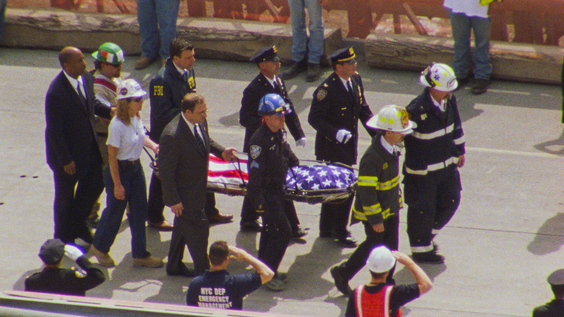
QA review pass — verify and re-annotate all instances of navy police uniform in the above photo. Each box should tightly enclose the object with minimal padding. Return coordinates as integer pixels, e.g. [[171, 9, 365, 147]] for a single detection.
[[148, 58, 219, 223], [25, 239, 105, 296], [247, 124, 299, 274], [25, 256, 105, 296], [403, 87, 465, 258], [533, 269, 564, 317], [308, 47, 376, 241], [239, 46, 305, 229]]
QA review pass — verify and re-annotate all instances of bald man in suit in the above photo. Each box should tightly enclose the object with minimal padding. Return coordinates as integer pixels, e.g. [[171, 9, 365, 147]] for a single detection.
[[45, 47, 112, 244]]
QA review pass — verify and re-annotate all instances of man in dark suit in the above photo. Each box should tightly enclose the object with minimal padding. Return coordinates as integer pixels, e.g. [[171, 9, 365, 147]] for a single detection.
[[159, 93, 236, 277], [45, 46, 112, 244], [239, 46, 306, 234], [148, 38, 232, 231], [308, 47, 376, 248]]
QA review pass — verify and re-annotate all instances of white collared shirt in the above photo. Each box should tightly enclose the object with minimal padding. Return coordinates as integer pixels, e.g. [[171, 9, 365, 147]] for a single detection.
[[64, 71, 85, 97], [431, 95, 447, 112], [265, 75, 278, 89], [338, 76, 352, 92], [181, 112, 204, 141], [380, 136, 397, 155], [173, 61, 187, 78]]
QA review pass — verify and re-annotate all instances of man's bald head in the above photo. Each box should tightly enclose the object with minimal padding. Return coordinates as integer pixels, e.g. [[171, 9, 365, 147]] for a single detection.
[[59, 47, 86, 79]]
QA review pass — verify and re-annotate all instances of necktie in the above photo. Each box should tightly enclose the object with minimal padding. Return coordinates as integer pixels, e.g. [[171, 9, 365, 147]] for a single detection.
[[182, 71, 188, 82], [77, 82, 87, 105], [194, 124, 206, 153], [346, 80, 355, 100], [273, 78, 278, 91]]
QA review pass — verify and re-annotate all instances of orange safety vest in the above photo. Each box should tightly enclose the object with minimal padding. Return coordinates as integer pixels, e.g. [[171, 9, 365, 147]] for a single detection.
[[355, 285, 402, 317]]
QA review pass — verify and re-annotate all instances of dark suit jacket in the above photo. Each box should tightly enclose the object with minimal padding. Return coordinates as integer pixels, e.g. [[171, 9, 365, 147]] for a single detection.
[[45, 71, 111, 177], [240, 73, 304, 152], [149, 59, 196, 143], [308, 72, 376, 166], [158, 115, 225, 213]]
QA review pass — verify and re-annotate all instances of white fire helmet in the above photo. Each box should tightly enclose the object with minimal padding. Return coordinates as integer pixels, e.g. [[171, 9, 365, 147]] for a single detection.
[[419, 63, 458, 92], [367, 105, 416, 134]]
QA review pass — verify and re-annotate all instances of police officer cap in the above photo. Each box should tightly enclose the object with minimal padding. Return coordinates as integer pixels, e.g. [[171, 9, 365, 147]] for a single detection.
[[250, 46, 279, 63], [547, 269, 564, 286], [329, 47, 356, 64], [38, 239, 65, 265]]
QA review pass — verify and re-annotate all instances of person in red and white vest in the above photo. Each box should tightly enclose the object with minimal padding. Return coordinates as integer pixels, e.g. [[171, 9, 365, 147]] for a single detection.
[[345, 246, 432, 317]]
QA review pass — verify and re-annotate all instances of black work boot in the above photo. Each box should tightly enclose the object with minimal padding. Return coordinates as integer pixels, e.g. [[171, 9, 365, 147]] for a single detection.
[[471, 79, 490, 95], [281, 60, 307, 80], [330, 265, 352, 295], [306, 63, 322, 82], [412, 251, 445, 264]]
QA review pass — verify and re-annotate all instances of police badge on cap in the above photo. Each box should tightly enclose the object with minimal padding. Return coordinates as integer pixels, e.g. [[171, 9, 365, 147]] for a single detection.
[[250, 46, 279, 63]]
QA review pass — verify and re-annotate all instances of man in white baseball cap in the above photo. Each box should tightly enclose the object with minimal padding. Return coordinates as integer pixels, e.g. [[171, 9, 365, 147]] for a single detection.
[[345, 246, 432, 317]]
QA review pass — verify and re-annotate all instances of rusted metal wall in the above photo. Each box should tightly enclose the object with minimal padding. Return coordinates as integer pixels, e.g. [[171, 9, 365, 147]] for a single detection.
[[8, 0, 564, 46]]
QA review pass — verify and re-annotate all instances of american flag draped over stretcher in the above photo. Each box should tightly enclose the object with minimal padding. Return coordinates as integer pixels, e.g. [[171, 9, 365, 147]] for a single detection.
[[207, 154, 357, 204]]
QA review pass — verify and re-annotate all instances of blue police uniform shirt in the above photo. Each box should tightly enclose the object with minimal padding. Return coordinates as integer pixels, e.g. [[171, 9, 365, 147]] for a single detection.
[[187, 270, 262, 310]]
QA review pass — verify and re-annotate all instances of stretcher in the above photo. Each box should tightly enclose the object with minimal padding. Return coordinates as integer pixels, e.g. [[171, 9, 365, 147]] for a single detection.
[[206, 153, 357, 204]]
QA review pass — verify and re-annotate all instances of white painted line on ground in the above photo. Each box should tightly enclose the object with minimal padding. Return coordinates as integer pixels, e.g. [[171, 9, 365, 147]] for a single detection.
[[487, 89, 530, 96]]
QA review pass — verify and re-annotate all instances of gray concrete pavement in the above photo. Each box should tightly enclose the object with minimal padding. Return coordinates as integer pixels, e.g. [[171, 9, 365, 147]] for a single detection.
[[0, 47, 563, 316]]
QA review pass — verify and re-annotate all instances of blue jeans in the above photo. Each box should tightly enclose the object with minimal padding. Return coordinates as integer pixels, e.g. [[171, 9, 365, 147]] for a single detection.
[[93, 164, 150, 259], [287, 0, 324, 64], [0, 0, 6, 42], [449, 9, 492, 80], [136, 0, 180, 59]]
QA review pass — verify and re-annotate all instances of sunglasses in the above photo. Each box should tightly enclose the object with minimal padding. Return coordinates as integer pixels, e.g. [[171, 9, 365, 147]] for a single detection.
[[130, 97, 143, 102]]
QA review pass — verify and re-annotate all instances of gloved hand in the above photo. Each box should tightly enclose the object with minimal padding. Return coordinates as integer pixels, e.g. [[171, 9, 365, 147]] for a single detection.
[[64, 244, 84, 262], [295, 137, 307, 147], [336, 129, 352, 144]]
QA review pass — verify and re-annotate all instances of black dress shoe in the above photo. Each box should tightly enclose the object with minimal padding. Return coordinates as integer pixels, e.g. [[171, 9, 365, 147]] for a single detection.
[[292, 226, 308, 239], [335, 236, 357, 248], [240, 220, 262, 232], [167, 267, 196, 277], [330, 265, 352, 295], [412, 251, 445, 264], [208, 213, 233, 224]]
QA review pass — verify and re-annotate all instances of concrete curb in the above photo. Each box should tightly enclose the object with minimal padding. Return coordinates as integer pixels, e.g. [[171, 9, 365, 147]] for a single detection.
[[0, 8, 342, 65]]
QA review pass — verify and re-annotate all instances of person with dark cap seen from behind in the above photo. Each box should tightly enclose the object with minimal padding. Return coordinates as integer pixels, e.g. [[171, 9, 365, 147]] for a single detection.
[[331, 105, 416, 296], [308, 47, 377, 248], [533, 269, 564, 317], [45, 47, 113, 246], [148, 38, 232, 231], [403, 63, 465, 264], [87, 42, 124, 228], [25, 239, 105, 296], [239, 46, 307, 238], [134, 0, 180, 70], [247, 93, 300, 291], [345, 246, 432, 317], [187, 241, 274, 310]]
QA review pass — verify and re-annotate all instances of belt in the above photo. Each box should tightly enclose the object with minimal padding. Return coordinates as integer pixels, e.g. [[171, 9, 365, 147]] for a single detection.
[[118, 159, 140, 168]]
